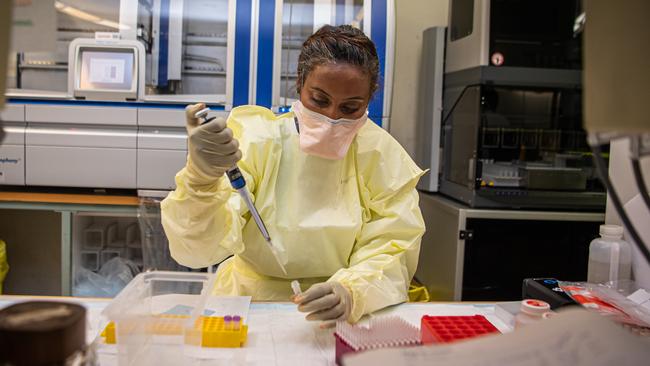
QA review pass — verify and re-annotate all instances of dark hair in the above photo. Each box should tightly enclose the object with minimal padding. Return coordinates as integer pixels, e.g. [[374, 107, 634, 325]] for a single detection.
[[296, 24, 379, 97]]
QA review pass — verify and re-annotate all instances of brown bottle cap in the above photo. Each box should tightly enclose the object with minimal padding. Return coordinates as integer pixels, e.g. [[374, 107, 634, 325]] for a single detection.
[[0, 301, 86, 365]]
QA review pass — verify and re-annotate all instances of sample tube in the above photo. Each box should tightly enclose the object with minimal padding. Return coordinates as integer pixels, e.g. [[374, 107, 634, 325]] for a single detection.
[[291, 280, 302, 296], [224, 315, 232, 330], [232, 315, 241, 331]]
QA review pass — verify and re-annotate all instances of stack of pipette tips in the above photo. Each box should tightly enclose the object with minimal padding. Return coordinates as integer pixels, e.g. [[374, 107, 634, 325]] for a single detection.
[[334, 316, 420, 364]]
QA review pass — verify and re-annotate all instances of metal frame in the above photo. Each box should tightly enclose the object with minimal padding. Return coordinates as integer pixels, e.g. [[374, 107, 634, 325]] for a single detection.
[[151, 0, 163, 86], [381, 0, 395, 130], [249, 0, 260, 105], [225, 0, 238, 109], [167, 0, 184, 82], [119, 0, 140, 41], [268, 0, 394, 123], [271, 0, 284, 112]]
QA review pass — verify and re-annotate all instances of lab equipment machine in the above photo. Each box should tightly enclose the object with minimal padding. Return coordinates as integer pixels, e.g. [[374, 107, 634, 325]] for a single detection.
[[445, 0, 582, 73], [69, 38, 145, 101], [1, 1, 398, 298], [582, 0, 650, 285], [434, 0, 604, 209], [521, 278, 577, 310], [2, 0, 397, 190]]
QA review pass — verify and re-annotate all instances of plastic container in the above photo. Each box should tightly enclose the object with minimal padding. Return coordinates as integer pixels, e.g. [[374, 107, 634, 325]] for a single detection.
[[514, 299, 551, 328], [587, 225, 632, 286], [83, 223, 112, 249], [101, 271, 217, 365], [335, 316, 420, 365], [420, 315, 500, 344], [80, 250, 100, 271]]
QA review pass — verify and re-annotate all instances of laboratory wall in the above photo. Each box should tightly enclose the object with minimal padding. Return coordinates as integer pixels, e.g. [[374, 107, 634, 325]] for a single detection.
[[388, 0, 448, 157]]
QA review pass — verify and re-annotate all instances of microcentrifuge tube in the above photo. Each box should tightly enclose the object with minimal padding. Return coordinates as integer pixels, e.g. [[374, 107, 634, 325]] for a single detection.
[[291, 280, 302, 295], [232, 316, 241, 331], [224, 315, 232, 330]]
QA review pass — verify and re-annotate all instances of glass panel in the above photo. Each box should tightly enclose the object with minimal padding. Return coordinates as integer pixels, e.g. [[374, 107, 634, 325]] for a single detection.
[[462, 218, 597, 301], [7, 0, 231, 103], [450, 0, 474, 42], [145, 0, 230, 103], [280, 0, 364, 107], [489, 0, 581, 69], [477, 86, 602, 192], [8, 0, 123, 94]]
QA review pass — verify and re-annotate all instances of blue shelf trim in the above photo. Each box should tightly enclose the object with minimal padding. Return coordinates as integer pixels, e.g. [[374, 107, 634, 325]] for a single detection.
[[368, 0, 387, 126], [233, 0, 253, 106], [255, 0, 276, 108]]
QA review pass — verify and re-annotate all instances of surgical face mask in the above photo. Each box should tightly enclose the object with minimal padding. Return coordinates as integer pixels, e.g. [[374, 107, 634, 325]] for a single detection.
[[292, 101, 368, 160]]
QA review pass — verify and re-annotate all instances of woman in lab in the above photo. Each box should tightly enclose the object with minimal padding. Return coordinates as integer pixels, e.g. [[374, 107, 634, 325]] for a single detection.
[[161, 25, 425, 325]]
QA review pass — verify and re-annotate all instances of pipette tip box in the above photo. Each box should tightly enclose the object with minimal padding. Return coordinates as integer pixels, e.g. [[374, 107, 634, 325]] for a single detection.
[[334, 316, 420, 365]]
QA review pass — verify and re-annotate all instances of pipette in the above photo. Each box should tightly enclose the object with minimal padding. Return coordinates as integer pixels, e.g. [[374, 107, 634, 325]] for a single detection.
[[194, 107, 287, 275]]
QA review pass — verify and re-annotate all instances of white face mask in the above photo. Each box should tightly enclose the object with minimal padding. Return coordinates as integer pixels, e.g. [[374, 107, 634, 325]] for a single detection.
[[292, 101, 368, 160]]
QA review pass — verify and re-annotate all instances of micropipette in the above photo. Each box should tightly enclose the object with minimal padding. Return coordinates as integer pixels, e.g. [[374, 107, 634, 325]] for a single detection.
[[194, 107, 287, 275]]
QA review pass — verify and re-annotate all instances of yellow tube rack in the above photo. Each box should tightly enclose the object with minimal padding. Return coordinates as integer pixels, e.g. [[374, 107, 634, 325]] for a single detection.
[[101, 315, 248, 348]]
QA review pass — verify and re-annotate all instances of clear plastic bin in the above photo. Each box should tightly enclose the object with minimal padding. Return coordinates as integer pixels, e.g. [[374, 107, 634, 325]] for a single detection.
[[101, 271, 217, 365]]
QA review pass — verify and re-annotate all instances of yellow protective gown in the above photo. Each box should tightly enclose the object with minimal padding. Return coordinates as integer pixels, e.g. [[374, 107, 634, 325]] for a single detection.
[[161, 105, 426, 322]]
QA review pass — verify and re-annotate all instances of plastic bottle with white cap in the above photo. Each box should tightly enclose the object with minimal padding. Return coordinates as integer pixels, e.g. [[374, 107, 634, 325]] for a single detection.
[[514, 299, 551, 328], [587, 225, 632, 287]]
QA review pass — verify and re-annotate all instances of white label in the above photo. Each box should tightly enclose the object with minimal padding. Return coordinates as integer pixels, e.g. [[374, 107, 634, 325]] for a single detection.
[[95, 32, 121, 40], [0, 171, 5, 183], [89, 58, 125, 84]]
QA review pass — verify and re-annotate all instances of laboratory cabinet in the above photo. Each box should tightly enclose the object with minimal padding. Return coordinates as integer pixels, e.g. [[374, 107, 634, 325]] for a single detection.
[[0, 192, 184, 297], [416, 193, 604, 301]]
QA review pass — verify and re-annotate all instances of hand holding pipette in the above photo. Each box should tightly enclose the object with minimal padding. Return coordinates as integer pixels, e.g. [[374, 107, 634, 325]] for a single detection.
[[192, 105, 288, 275], [185, 103, 241, 181]]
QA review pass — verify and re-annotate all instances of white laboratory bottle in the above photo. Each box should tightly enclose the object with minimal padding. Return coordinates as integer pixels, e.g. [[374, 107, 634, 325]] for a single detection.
[[514, 299, 551, 329], [587, 225, 632, 286]]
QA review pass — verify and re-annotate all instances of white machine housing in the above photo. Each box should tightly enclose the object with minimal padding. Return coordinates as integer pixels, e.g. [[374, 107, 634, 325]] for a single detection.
[[68, 38, 146, 101], [0, 104, 26, 185], [415, 27, 445, 192]]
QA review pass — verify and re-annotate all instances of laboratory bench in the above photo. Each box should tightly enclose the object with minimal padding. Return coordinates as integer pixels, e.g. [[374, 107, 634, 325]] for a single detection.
[[0, 295, 511, 366], [0, 190, 140, 296]]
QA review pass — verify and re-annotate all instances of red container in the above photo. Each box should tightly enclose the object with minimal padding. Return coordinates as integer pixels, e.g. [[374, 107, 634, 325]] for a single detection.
[[334, 333, 355, 365], [420, 315, 499, 344]]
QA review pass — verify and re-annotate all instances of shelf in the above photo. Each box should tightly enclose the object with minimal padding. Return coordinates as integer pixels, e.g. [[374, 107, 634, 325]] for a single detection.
[[0, 192, 139, 206]]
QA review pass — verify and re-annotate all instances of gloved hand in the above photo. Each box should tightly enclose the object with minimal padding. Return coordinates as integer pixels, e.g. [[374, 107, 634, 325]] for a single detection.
[[185, 103, 242, 183], [293, 282, 353, 326]]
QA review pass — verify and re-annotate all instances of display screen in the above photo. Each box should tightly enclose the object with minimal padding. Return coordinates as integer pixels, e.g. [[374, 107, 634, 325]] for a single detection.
[[79, 50, 134, 91]]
